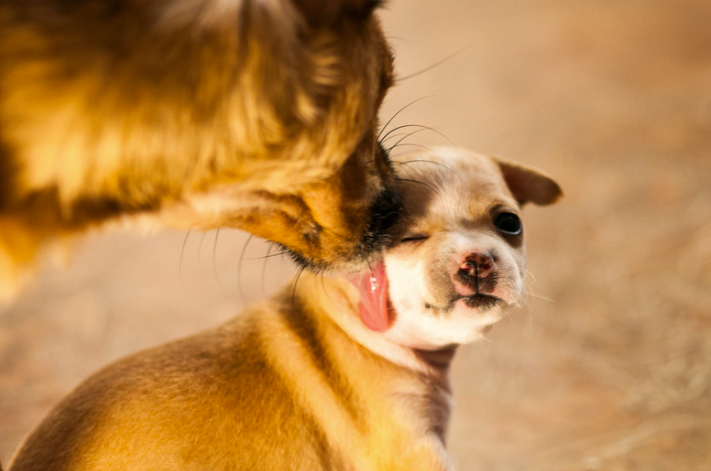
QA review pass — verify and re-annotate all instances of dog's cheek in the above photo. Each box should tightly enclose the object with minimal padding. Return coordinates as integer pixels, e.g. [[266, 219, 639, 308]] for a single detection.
[[301, 157, 371, 238]]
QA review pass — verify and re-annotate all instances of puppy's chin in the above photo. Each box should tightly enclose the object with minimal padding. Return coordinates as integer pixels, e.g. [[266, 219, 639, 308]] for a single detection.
[[382, 301, 506, 351], [460, 294, 505, 310]]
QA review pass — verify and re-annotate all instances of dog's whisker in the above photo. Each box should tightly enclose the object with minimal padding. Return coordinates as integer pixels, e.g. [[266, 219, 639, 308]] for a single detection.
[[212, 229, 223, 288], [379, 123, 434, 145], [395, 44, 472, 83], [386, 143, 433, 155], [318, 273, 341, 311], [385, 128, 433, 155], [519, 267, 538, 284], [291, 265, 307, 304], [377, 96, 433, 141], [379, 132, 409, 144], [525, 292, 557, 304], [395, 177, 436, 191], [197, 231, 208, 265], [179, 229, 192, 292], [238, 235, 254, 305], [386, 124, 455, 151], [261, 244, 272, 296]]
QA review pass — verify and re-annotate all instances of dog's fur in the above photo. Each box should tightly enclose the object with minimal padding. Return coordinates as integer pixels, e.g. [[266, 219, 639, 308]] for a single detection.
[[0, 0, 399, 299], [8, 148, 561, 471]]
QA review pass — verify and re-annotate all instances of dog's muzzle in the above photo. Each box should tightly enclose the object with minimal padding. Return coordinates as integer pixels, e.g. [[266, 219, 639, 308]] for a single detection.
[[359, 187, 404, 255]]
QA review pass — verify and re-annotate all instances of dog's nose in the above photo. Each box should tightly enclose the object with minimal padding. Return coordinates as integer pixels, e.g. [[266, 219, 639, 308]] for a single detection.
[[459, 252, 495, 279]]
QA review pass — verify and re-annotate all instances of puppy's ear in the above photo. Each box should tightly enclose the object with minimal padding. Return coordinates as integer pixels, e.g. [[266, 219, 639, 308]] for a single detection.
[[292, 0, 383, 28], [494, 158, 563, 206]]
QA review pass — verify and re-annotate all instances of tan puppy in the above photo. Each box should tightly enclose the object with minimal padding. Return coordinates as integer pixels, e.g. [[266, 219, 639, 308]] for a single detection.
[[0, 0, 399, 298], [9, 148, 561, 471]]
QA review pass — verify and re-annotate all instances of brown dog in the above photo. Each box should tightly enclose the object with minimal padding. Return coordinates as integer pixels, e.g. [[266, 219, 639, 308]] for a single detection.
[[0, 0, 400, 298], [9, 148, 561, 470]]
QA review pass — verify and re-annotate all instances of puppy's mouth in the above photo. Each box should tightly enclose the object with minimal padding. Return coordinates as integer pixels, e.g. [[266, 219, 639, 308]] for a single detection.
[[427, 293, 504, 315], [459, 294, 504, 310]]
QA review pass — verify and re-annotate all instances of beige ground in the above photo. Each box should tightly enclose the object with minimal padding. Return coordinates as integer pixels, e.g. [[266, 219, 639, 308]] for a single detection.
[[2, 0, 711, 469]]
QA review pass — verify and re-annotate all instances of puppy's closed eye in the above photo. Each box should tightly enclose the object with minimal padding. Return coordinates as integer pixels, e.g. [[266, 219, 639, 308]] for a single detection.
[[400, 234, 429, 243]]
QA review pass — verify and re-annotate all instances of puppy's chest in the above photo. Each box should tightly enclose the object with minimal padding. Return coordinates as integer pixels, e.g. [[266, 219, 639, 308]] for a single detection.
[[263, 308, 452, 470]]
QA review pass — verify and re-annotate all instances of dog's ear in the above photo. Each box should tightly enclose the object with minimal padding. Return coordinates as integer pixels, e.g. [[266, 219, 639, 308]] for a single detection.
[[292, 0, 383, 28], [493, 158, 563, 206]]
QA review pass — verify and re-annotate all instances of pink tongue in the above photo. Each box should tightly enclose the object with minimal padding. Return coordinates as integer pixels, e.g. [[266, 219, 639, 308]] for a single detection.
[[347, 261, 390, 332]]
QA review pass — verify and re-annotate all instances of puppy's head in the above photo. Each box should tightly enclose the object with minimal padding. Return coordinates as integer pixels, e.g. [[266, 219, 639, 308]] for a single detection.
[[350, 148, 562, 350]]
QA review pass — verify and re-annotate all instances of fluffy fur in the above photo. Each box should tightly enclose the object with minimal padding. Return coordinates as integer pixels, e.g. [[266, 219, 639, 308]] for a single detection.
[[0, 0, 400, 299], [8, 148, 561, 470]]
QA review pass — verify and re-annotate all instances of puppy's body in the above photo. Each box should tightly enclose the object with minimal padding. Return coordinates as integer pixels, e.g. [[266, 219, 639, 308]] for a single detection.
[[0, 0, 398, 298], [10, 280, 453, 471], [9, 149, 561, 471]]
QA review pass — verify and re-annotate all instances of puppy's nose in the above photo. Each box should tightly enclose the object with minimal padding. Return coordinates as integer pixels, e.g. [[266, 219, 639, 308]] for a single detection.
[[459, 252, 495, 279]]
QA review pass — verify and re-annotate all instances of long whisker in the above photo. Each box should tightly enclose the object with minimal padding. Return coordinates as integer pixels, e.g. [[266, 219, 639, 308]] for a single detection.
[[212, 229, 223, 288], [197, 231, 207, 265], [252, 250, 291, 260], [179, 230, 192, 291], [395, 177, 435, 191], [395, 44, 471, 83], [526, 292, 557, 304], [261, 244, 272, 296], [384, 124, 455, 149], [387, 143, 434, 156], [377, 96, 434, 141], [238, 235, 254, 305], [386, 128, 431, 154], [380, 123, 433, 145], [291, 265, 307, 304]]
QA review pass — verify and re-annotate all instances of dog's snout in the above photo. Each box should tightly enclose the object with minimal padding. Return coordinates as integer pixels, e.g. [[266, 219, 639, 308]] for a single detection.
[[368, 187, 403, 237], [459, 252, 495, 279]]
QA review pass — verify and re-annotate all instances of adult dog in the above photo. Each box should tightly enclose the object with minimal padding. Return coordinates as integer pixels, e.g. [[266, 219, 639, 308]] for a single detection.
[[9, 148, 561, 470], [0, 0, 400, 298]]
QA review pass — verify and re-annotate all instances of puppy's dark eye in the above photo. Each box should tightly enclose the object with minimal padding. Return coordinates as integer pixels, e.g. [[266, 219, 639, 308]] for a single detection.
[[401, 234, 428, 243], [494, 213, 522, 235]]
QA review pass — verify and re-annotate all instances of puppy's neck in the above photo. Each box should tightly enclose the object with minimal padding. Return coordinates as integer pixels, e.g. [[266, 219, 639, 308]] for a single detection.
[[296, 273, 457, 378], [293, 273, 455, 453]]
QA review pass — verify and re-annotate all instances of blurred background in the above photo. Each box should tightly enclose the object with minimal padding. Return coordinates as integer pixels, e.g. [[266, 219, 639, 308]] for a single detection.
[[2, 0, 711, 469]]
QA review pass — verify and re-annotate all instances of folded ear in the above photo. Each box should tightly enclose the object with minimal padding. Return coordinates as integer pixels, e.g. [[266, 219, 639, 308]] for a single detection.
[[493, 158, 563, 206], [292, 0, 383, 28]]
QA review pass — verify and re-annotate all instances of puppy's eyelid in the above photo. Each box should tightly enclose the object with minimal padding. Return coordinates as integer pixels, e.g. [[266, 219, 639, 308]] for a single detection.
[[401, 234, 429, 243]]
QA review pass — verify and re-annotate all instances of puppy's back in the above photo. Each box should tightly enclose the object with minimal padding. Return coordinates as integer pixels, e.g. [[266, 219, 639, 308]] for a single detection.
[[9, 298, 337, 471]]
